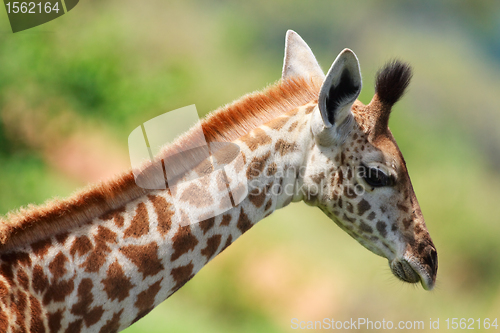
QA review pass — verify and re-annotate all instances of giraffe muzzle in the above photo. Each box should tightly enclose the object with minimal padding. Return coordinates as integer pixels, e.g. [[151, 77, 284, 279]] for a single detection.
[[390, 251, 436, 290]]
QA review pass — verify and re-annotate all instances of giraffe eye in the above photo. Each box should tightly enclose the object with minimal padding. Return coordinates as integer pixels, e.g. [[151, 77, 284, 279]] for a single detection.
[[361, 164, 395, 187]]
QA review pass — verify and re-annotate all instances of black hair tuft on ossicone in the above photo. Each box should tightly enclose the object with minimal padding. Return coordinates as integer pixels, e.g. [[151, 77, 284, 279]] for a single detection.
[[375, 60, 412, 106]]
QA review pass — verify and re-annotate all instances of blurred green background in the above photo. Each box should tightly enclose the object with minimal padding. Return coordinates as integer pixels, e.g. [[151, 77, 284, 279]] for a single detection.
[[1, 0, 500, 332]]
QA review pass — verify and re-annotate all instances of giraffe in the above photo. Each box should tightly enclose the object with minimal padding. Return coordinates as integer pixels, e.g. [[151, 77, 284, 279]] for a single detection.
[[0, 30, 437, 332]]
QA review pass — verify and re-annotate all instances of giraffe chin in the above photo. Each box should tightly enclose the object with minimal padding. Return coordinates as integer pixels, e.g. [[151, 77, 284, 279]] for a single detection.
[[390, 257, 435, 291]]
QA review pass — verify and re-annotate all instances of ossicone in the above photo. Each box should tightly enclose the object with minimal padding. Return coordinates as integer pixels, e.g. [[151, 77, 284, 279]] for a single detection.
[[375, 60, 412, 107]]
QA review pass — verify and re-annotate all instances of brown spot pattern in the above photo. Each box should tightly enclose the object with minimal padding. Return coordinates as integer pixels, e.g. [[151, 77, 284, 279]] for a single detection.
[[201, 234, 222, 261], [42, 277, 75, 305], [33, 265, 49, 295], [220, 214, 231, 226], [305, 104, 315, 114], [337, 169, 344, 184], [85, 307, 105, 328], [55, 232, 69, 245], [72, 279, 101, 325], [124, 202, 149, 239], [30, 296, 44, 333], [239, 128, 272, 151], [31, 238, 52, 258], [70, 235, 93, 258], [397, 203, 409, 213], [148, 194, 174, 235], [121, 242, 164, 278], [274, 139, 298, 156], [357, 199, 371, 216], [199, 217, 215, 235], [376, 221, 387, 238], [359, 222, 374, 233], [249, 188, 267, 208], [70, 278, 104, 327], [17, 268, 29, 290], [102, 261, 134, 302], [170, 263, 194, 292], [135, 279, 163, 318], [95, 225, 116, 243], [0, 281, 7, 304], [82, 226, 116, 273], [170, 225, 199, 261], [0, 308, 7, 333], [65, 319, 82, 333], [246, 151, 270, 179], [266, 162, 277, 176], [288, 121, 299, 132], [49, 252, 68, 281], [237, 209, 253, 234], [14, 290, 27, 332], [98, 309, 123, 333], [48, 310, 63, 333], [266, 116, 289, 130]]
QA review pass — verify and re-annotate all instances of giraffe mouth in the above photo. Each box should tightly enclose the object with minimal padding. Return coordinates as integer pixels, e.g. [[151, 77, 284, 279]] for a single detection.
[[390, 258, 434, 290]]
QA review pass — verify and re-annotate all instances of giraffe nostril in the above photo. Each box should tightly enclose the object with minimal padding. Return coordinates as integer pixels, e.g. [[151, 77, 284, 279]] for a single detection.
[[429, 248, 438, 270], [422, 247, 438, 290]]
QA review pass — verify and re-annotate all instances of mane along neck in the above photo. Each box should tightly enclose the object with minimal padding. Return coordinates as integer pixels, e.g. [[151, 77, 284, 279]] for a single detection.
[[0, 77, 321, 252]]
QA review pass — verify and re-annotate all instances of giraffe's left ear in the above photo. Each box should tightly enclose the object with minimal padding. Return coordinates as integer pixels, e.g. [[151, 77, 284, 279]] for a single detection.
[[318, 48, 362, 129], [282, 30, 325, 81]]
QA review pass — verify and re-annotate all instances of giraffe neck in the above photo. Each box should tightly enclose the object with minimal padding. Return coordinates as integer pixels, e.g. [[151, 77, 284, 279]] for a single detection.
[[0, 102, 315, 333]]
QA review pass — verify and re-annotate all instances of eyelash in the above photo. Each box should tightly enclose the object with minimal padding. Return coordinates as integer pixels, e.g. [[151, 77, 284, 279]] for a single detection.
[[360, 164, 396, 187]]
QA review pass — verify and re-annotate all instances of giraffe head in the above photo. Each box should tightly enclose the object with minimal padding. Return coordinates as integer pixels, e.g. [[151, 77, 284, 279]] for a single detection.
[[283, 31, 437, 290]]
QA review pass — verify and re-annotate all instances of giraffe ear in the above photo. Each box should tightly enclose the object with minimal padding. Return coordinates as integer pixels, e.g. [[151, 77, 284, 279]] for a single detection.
[[282, 30, 325, 81], [318, 48, 362, 128]]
